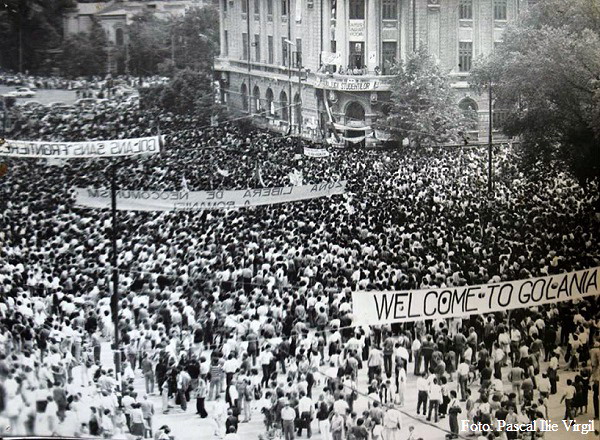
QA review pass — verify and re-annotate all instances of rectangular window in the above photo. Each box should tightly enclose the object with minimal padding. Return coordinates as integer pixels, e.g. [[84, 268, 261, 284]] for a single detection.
[[382, 0, 397, 20], [295, 38, 302, 67], [349, 0, 365, 19], [242, 33, 249, 60], [281, 0, 287, 16], [459, 0, 472, 20], [382, 41, 397, 75], [241, 0, 247, 13], [224, 30, 229, 56], [458, 41, 472, 72], [254, 0, 260, 14], [267, 0, 273, 15], [494, 0, 507, 20], [223, 0, 227, 13], [282, 37, 288, 66], [268, 36, 274, 63], [254, 34, 260, 61]]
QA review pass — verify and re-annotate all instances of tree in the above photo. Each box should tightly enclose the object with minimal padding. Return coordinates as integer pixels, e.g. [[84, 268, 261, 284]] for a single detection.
[[470, 0, 600, 185], [170, 6, 220, 72], [59, 21, 107, 77], [379, 47, 466, 146], [140, 69, 224, 123], [125, 10, 170, 76], [0, 0, 75, 73]]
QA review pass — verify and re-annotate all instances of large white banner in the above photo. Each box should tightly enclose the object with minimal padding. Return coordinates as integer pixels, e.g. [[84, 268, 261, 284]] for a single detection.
[[352, 267, 600, 326], [0, 135, 162, 158], [304, 147, 330, 158], [75, 181, 346, 211]]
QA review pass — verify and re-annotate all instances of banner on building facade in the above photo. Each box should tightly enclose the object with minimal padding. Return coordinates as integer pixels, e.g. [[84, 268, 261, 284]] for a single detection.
[[0, 135, 163, 158], [75, 181, 346, 211], [316, 77, 382, 92], [351, 266, 600, 326], [304, 147, 330, 157]]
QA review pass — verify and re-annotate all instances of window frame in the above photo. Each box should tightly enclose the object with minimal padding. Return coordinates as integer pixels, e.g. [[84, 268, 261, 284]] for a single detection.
[[458, 41, 472, 72], [458, 0, 472, 20], [381, 0, 397, 20], [494, 0, 507, 20], [349, 0, 365, 20]]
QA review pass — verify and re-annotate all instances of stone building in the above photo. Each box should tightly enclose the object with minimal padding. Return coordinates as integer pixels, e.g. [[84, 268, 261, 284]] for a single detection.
[[214, 0, 531, 143]]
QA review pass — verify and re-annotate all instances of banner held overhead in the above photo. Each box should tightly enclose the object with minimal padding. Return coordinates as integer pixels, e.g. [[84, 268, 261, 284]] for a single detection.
[[0, 135, 163, 158], [351, 266, 600, 326], [75, 181, 347, 211], [303, 147, 331, 158]]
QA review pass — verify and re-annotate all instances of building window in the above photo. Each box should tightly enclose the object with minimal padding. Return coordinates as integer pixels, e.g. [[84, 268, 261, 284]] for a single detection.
[[242, 33, 249, 60], [458, 42, 472, 72], [253, 86, 261, 112], [280, 90, 289, 121], [382, 0, 397, 20], [459, 98, 478, 130], [241, 84, 249, 111], [295, 38, 302, 67], [349, 0, 364, 19], [349, 42, 364, 69], [223, 30, 229, 56], [268, 35, 274, 63], [254, 0, 260, 14], [282, 37, 289, 66], [254, 34, 260, 61], [242, 0, 248, 14], [266, 88, 274, 115], [281, 0, 287, 16], [115, 28, 124, 46], [459, 0, 472, 20], [493, 103, 507, 129], [382, 41, 397, 75], [267, 0, 273, 16], [223, 0, 227, 12], [494, 0, 507, 20]]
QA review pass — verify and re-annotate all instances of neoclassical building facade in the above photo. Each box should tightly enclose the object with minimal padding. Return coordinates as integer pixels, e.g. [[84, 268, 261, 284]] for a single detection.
[[214, 0, 531, 142]]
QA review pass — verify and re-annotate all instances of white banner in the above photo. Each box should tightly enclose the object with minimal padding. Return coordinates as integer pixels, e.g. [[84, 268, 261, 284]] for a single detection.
[[352, 267, 600, 326], [304, 147, 330, 158], [0, 135, 163, 158], [75, 181, 346, 211]]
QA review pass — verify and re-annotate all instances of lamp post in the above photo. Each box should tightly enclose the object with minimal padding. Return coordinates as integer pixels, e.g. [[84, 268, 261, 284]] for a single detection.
[[109, 162, 121, 379]]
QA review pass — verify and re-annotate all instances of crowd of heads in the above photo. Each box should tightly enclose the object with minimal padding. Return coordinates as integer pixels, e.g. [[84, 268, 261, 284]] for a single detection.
[[0, 74, 599, 440]]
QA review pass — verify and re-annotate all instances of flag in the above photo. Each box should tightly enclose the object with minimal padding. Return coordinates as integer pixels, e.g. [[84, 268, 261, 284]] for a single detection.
[[255, 162, 266, 187], [157, 126, 165, 150], [288, 169, 304, 186], [181, 175, 189, 192]]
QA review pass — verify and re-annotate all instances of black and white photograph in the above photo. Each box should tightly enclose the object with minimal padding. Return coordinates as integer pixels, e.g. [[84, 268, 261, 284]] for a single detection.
[[0, 0, 599, 440]]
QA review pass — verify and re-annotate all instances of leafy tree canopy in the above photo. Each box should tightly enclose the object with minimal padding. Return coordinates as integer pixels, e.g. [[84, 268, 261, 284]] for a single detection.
[[380, 47, 466, 146], [470, 0, 600, 185]]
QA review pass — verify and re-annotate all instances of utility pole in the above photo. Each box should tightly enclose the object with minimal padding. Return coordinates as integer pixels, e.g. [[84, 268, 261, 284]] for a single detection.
[[109, 162, 121, 380], [488, 81, 493, 194], [288, 0, 292, 128]]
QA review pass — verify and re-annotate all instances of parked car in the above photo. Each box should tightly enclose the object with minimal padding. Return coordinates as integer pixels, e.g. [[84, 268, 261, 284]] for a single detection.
[[6, 87, 36, 97]]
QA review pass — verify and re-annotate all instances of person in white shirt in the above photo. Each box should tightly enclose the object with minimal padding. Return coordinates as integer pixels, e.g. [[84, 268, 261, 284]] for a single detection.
[[427, 377, 442, 423], [297, 391, 313, 437]]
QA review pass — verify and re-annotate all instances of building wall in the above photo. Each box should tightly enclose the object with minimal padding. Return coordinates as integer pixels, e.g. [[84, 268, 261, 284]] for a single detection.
[[216, 0, 533, 141]]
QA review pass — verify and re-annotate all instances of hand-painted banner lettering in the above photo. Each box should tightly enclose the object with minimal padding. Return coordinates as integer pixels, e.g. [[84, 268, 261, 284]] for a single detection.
[[0, 135, 162, 158], [303, 147, 330, 158], [352, 267, 600, 325], [75, 181, 346, 211]]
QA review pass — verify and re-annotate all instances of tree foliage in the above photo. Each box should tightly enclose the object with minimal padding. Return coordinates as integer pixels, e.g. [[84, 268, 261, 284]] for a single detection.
[[125, 10, 170, 77], [0, 0, 75, 72], [470, 0, 600, 184], [59, 21, 107, 78], [140, 69, 224, 123], [379, 47, 466, 146], [170, 6, 219, 72]]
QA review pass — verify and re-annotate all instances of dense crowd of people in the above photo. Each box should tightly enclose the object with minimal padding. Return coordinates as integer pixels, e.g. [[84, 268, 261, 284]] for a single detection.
[[0, 80, 599, 440]]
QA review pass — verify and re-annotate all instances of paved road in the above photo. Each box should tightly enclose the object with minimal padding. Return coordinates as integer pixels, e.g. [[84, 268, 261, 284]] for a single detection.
[[0, 85, 77, 105], [95, 343, 597, 440]]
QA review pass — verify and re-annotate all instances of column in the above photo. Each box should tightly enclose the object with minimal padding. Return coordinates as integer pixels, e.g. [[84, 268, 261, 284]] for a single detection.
[[366, 0, 378, 71], [337, 0, 347, 69]]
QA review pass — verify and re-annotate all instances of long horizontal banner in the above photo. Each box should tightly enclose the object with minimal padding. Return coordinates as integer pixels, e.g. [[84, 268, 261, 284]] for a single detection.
[[352, 266, 600, 326], [75, 181, 346, 211], [0, 135, 162, 158], [304, 147, 330, 158]]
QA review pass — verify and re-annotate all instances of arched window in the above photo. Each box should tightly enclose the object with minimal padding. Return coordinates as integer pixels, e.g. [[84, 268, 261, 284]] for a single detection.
[[241, 83, 249, 111], [253, 85, 261, 113], [280, 90, 289, 121], [459, 98, 478, 130], [115, 28, 124, 46], [293, 93, 302, 129], [345, 101, 365, 124], [492, 102, 507, 131], [265, 88, 274, 115]]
